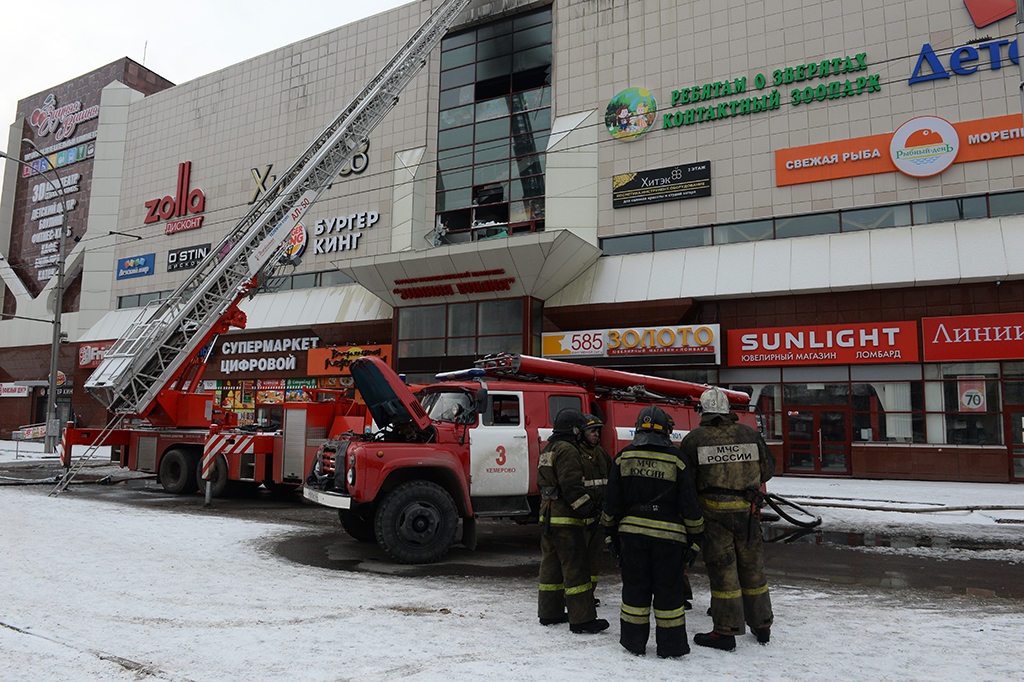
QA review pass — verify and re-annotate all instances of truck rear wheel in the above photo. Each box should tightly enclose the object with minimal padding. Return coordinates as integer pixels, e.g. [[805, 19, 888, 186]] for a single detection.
[[374, 481, 458, 564], [195, 453, 229, 498], [158, 448, 198, 494], [339, 508, 377, 543]]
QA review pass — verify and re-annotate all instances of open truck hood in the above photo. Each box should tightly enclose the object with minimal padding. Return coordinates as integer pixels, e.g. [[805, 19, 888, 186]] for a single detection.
[[349, 356, 432, 431]]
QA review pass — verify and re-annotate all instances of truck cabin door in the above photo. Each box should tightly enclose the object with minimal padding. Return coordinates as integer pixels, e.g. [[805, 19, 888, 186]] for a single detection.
[[469, 391, 529, 496]]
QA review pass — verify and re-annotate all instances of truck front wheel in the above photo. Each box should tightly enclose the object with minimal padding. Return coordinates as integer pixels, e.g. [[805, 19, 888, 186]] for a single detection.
[[374, 481, 458, 564]]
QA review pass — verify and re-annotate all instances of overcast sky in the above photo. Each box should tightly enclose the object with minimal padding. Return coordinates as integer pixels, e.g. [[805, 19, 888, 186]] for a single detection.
[[0, 0, 412, 187]]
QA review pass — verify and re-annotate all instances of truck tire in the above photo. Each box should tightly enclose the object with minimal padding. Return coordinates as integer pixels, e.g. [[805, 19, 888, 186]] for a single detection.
[[158, 448, 198, 494], [339, 509, 377, 543], [374, 481, 458, 564], [195, 453, 229, 498]]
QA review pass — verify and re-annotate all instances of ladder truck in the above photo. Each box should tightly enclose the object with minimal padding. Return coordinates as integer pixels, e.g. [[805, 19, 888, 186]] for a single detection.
[[302, 352, 760, 564], [56, 0, 474, 497]]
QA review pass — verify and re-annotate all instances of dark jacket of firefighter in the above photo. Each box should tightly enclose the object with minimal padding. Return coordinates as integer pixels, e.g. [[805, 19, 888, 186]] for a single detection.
[[679, 411, 776, 637], [578, 434, 611, 589], [602, 425, 705, 657], [537, 420, 601, 625]]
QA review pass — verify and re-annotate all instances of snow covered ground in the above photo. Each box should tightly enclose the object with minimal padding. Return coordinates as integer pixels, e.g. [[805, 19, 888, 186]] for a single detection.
[[2, 441, 1023, 681]]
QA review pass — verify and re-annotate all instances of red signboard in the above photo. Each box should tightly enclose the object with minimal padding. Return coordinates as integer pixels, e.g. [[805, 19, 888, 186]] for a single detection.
[[922, 312, 1024, 362], [728, 321, 919, 367]]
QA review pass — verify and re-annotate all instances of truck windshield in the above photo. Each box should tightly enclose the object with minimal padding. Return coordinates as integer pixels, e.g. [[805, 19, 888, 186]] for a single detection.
[[420, 390, 475, 424]]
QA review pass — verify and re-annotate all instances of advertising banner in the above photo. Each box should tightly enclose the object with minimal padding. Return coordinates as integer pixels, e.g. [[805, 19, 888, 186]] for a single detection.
[[116, 253, 155, 279], [957, 376, 987, 412], [922, 312, 1024, 362], [728, 321, 918, 367], [1, 383, 30, 398], [543, 325, 720, 364]]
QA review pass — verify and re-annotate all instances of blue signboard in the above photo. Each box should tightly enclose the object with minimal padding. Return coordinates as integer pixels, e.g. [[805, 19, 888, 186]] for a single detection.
[[116, 253, 155, 279]]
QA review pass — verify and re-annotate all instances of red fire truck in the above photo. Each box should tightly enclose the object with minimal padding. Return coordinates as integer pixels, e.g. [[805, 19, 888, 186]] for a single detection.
[[302, 353, 758, 564]]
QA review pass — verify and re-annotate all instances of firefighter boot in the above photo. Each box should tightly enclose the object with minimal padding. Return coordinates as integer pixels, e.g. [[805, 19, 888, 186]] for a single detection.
[[570, 618, 610, 634], [694, 631, 736, 651], [539, 614, 569, 626], [753, 627, 771, 644]]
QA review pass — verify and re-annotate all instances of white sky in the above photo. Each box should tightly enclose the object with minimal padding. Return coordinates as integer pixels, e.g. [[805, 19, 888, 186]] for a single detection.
[[0, 0, 412, 186], [1, 455, 1022, 680]]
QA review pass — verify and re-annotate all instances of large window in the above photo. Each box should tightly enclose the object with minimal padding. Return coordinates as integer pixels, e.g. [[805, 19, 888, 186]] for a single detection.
[[397, 299, 526, 359], [435, 7, 552, 244]]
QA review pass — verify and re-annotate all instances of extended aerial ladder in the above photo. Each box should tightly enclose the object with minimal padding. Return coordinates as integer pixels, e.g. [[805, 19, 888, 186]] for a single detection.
[[464, 353, 753, 406], [55, 0, 473, 494]]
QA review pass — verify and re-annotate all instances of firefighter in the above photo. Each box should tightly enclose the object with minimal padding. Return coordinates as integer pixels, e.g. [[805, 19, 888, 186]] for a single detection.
[[537, 407, 610, 634], [602, 406, 705, 658], [579, 414, 612, 598], [680, 386, 776, 651]]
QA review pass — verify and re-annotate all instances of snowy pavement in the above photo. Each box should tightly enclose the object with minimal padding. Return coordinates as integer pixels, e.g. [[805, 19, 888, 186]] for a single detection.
[[1, 441, 1023, 681]]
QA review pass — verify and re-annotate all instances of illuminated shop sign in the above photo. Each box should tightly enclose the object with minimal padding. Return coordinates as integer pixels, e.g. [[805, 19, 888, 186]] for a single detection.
[[167, 243, 211, 272], [116, 253, 155, 279], [922, 312, 1024, 362], [660, 52, 878, 132], [909, 39, 1017, 85], [312, 211, 379, 255], [727, 322, 919, 367], [29, 93, 100, 142], [307, 345, 392, 376], [79, 341, 114, 368], [543, 325, 721, 364], [775, 113, 1024, 186], [1, 383, 30, 398], [217, 335, 321, 375], [248, 142, 369, 205], [604, 88, 657, 141], [391, 269, 516, 301], [612, 162, 710, 208], [144, 162, 206, 235]]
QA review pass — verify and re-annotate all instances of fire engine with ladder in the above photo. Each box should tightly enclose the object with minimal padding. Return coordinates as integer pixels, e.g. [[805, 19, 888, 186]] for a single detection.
[[302, 352, 759, 563], [55, 0, 475, 497]]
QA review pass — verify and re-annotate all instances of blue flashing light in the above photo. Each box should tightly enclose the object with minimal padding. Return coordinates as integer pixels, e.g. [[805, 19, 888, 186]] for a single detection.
[[435, 368, 486, 382]]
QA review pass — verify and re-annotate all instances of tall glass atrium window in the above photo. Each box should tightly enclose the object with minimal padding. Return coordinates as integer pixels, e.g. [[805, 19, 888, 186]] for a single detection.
[[435, 7, 552, 244]]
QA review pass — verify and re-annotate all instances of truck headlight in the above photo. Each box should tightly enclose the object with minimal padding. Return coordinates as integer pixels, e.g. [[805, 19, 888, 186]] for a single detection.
[[346, 466, 356, 487]]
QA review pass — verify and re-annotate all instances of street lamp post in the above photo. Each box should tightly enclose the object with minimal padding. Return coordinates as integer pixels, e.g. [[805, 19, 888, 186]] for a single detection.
[[0, 139, 70, 454]]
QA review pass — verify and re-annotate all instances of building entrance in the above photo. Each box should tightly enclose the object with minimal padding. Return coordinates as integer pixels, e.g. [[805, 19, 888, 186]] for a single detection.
[[784, 406, 851, 475], [1003, 406, 1024, 482]]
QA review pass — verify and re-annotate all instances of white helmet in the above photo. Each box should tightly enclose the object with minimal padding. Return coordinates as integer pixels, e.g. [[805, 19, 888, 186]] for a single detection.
[[699, 387, 731, 415]]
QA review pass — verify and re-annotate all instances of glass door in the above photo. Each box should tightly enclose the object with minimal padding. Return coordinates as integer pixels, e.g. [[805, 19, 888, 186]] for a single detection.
[[784, 407, 851, 474], [1004, 407, 1024, 482]]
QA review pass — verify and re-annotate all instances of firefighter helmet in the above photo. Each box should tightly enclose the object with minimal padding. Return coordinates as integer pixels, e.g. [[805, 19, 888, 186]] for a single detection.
[[552, 408, 587, 438], [699, 387, 732, 415], [582, 414, 603, 433], [635, 405, 673, 433]]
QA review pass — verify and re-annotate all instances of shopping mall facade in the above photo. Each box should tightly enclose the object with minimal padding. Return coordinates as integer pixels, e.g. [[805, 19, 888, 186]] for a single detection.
[[2, 0, 1023, 482]]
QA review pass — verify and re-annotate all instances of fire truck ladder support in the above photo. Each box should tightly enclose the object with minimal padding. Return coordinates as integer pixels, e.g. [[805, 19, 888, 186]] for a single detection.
[[84, 0, 472, 418], [49, 415, 126, 496]]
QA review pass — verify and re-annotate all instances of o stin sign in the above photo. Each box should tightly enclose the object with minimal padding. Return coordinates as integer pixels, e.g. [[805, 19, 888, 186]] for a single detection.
[[728, 321, 919, 367], [144, 161, 206, 235], [922, 312, 1024, 362]]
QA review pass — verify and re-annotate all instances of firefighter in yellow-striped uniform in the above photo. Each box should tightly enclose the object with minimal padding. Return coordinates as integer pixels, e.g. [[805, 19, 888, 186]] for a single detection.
[[602, 406, 705, 658], [680, 386, 776, 651], [537, 408, 609, 634], [578, 414, 612, 598]]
